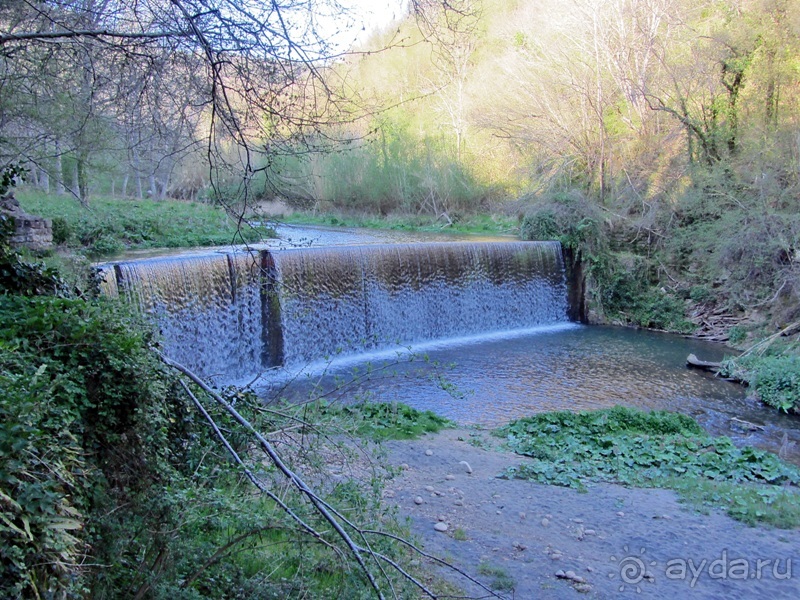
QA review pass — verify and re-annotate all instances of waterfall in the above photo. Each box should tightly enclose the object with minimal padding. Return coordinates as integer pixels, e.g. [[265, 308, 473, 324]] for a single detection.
[[106, 241, 569, 381], [273, 242, 568, 367], [114, 251, 264, 380]]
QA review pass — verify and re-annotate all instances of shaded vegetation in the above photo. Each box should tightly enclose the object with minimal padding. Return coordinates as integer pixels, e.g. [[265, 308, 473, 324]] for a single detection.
[[497, 407, 800, 527], [0, 225, 446, 599]]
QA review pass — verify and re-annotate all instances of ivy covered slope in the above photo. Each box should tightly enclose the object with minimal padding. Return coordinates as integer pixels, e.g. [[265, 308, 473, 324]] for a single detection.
[[498, 407, 800, 528], [1, 214, 181, 596]]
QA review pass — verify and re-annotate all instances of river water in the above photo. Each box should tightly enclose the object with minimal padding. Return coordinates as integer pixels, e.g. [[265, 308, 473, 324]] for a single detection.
[[104, 224, 800, 463], [252, 227, 800, 464]]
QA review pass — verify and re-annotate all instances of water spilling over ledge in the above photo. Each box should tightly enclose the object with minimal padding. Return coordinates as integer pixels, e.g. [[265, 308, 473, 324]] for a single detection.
[[104, 241, 569, 382]]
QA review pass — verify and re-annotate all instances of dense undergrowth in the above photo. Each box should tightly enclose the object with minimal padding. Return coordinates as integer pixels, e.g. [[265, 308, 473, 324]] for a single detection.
[[498, 407, 800, 528], [0, 218, 455, 598], [17, 189, 275, 256]]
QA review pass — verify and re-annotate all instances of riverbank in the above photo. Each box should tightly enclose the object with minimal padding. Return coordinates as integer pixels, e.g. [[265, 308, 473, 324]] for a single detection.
[[383, 427, 800, 599], [15, 189, 275, 256]]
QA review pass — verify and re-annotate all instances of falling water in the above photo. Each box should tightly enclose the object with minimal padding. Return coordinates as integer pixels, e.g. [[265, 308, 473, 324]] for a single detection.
[[114, 251, 264, 380], [273, 242, 568, 367], [105, 241, 569, 381]]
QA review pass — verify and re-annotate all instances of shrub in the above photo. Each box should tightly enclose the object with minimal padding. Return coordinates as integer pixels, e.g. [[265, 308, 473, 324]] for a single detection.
[[520, 190, 604, 253], [50, 216, 72, 244]]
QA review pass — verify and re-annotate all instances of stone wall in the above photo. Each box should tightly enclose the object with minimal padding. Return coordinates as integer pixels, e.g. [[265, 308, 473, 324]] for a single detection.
[[1, 193, 53, 250]]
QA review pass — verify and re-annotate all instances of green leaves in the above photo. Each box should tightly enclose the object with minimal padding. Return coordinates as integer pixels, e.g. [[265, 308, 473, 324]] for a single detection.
[[311, 400, 454, 441], [497, 407, 800, 526], [720, 354, 800, 413]]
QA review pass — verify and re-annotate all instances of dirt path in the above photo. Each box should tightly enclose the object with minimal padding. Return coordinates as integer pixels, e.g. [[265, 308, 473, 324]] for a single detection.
[[382, 428, 800, 599]]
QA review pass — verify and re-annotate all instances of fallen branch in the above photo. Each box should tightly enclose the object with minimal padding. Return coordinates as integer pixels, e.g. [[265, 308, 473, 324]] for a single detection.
[[162, 353, 462, 599], [163, 357, 386, 599], [740, 320, 800, 359]]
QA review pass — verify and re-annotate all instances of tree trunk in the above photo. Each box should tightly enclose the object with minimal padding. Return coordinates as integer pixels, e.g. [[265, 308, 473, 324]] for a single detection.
[[39, 167, 49, 192], [77, 157, 90, 206], [54, 143, 66, 195]]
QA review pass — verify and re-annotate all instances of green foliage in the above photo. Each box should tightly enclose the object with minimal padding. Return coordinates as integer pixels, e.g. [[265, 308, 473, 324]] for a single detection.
[[282, 211, 519, 236], [497, 407, 800, 527], [0, 288, 178, 597], [477, 562, 515, 591], [308, 400, 453, 441], [520, 190, 604, 253], [1, 164, 27, 196], [727, 325, 747, 345], [721, 354, 800, 413], [520, 192, 693, 331], [592, 254, 694, 332], [16, 190, 275, 256], [262, 119, 492, 217]]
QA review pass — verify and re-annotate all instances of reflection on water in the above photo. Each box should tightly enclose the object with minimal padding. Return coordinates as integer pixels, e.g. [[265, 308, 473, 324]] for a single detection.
[[261, 324, 800, 464]]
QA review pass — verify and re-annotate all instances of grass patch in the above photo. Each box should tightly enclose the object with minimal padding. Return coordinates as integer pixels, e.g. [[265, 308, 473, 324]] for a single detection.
[[477, 562, 515, 591], [281, 211, 520, 236], [308, 400, 454, 441], [17, 189, 275, 256], [496, 406, 800, 527]]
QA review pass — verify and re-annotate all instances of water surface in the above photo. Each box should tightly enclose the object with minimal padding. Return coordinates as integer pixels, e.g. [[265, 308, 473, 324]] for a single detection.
[[260, 324, 800, 464]]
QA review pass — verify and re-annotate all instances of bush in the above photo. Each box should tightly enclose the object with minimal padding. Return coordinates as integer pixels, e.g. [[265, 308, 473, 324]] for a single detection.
[[520, 190, 604, 253], [594, 257, 693, 332], [50, 216, 72, 244], [722, 354, 800, 413]]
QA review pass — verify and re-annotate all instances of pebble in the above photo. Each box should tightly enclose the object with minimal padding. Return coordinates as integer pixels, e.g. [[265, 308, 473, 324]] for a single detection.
[[584, 529, 596, 536], [519, 511, 526, 520], [434, 522, 449, 532], [425, 449, 433, 456], [454, 499, 464, 506], [574, 583, 592, 593], [414, 496, 424, 505], [550, 553, 563, 561], [459, 460, 473, 474], [616, 511, 625, 517], [571, 518, 584, 524], [541, 518, 550, 527], [424, 485, 435, 492], [496, 510, 502, 515], [554, 570, 587, 584], [400, 463, 409, 470], [445, 474, 455, 480], [438, 515, 447, 522]]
